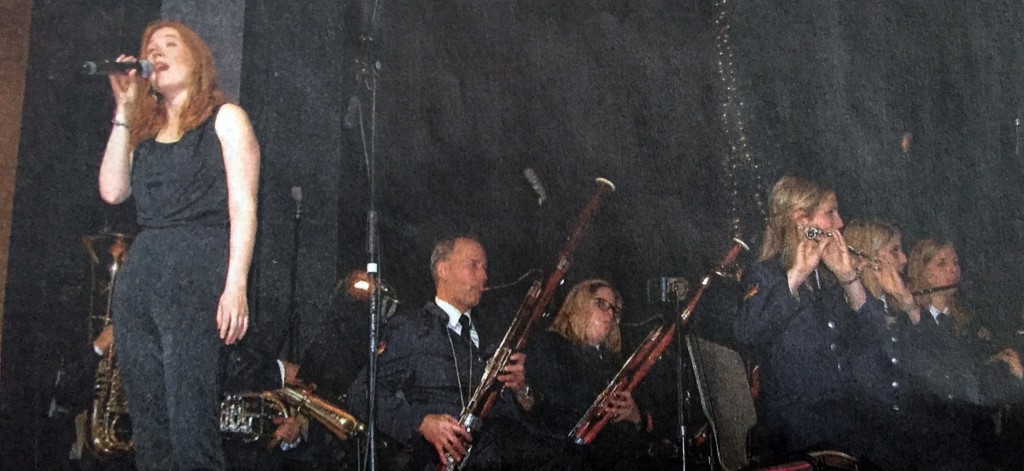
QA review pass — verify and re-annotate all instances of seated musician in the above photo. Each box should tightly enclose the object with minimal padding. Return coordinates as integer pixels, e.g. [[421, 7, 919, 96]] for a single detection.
[[732, 176, 890, 462], [347, 236, 533, 470], [219, 339, 306, 471], [902, 238, 1024, 467], [521, 279, 653, 470], [907, 238, 1020, 376], [841, 219, 958, 469], [276, 302, 371, 471]]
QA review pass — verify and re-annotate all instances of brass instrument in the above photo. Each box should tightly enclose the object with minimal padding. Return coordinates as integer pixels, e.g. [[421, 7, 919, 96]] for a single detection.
[[91, 348, 133, 454], [86, 233, 134, 455], [220, 386, 366, 445], [570, 238, 748, 445], [277, 385, 366, 441], [445, 177, 616, 470], [911, 283, 959, 297], [220, 391, 292, 444]]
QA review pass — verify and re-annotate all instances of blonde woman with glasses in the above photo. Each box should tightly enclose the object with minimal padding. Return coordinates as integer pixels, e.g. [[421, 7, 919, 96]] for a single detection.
[[521, 279, 652, 470]]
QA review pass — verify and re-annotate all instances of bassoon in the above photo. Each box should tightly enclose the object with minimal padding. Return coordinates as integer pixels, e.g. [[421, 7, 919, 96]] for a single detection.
[[569, 237, 748, 445], [445, 177, 616, 470]]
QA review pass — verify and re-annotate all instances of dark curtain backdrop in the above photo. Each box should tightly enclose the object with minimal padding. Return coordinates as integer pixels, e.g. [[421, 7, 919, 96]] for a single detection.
[[3, 1, 1024, 469]]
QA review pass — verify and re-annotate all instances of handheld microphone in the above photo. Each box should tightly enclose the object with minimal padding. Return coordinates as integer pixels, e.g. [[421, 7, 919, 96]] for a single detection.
[[81, 60, 154, 79]]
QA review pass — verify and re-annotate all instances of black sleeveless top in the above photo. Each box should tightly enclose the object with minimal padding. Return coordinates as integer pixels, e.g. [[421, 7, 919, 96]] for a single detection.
[[131, 107, 228, 229]]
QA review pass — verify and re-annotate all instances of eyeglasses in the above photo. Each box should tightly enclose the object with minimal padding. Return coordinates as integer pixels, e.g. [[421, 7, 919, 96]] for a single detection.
[[593, 297, 623, 322]]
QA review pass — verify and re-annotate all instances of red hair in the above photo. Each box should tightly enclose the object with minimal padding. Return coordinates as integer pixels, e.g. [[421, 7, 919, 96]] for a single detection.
[[129, 20, 226, 147]]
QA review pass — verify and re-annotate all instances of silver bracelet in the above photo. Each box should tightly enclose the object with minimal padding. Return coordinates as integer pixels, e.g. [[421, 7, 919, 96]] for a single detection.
[[111, 119, 129, 129]]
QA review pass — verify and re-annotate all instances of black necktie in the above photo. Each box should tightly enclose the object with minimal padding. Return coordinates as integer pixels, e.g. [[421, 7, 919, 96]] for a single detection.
[[458, 314, 474, 347]]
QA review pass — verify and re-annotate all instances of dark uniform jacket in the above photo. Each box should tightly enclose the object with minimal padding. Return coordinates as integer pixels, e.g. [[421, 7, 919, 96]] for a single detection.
[[348, 301, 520, 470], [733, 258, 888, 456]]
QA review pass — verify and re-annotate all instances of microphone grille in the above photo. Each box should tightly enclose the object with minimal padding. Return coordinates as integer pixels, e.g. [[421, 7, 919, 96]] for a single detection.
[[291, 186, 303, 203], [138, 60, 154, 78], [81, 61, 99, 75]]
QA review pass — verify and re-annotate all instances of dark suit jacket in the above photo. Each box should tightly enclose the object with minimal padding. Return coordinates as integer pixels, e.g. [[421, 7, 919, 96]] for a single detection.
[[347, 301, 521, 469]]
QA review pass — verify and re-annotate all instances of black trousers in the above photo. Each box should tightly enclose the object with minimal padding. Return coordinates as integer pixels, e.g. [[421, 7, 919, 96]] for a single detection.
[[112, 226, 228, 471]]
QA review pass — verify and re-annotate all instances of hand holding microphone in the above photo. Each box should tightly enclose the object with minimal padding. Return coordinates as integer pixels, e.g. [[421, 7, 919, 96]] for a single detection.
[[96, 55, 150, 128]]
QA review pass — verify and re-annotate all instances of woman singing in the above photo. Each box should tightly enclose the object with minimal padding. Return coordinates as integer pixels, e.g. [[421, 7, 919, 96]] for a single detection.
[[523, 279, 650, 470], [733, 176, 888, 460], [99, 20, 259, 470]]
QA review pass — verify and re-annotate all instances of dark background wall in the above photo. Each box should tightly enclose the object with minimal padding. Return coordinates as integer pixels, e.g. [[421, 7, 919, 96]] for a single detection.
[[2, 1, 1023, 468]]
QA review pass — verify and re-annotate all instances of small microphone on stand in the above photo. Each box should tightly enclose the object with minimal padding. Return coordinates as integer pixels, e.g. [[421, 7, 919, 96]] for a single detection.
[[522, 168, 547, 207], [1015, 117, 1020, 157], [343, 96, 361, 129], [291, 186, 303, 220]]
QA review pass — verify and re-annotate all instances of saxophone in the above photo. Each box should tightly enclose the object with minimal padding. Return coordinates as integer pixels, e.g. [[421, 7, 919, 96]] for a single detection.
[[85, 233, 133, 455], [91, 347, 133, 454]]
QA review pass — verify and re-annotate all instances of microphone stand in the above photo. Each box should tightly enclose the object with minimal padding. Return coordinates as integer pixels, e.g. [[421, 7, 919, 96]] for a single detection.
[[356, 25, 382, 471], [346, 2, 383, 468], [673, 298, 689, 471], [287, 188, 303, 361]]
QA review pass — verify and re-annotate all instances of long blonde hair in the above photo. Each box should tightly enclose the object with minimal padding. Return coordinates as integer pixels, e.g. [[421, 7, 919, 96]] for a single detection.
[[844, 219, 901, 298], [549, 279, 622, 354], [908, 238, 972, 335], [759, 175, 834, 269], [129, 20, 226, 147]]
